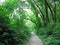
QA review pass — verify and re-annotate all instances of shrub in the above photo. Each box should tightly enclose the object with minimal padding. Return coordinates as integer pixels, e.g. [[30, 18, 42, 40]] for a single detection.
[[0, 15, 31, 45]]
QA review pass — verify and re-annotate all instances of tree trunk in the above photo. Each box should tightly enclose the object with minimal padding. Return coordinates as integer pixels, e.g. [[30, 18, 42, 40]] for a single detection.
[[53, 0, 56, 23], [45, 0, 50, 24]]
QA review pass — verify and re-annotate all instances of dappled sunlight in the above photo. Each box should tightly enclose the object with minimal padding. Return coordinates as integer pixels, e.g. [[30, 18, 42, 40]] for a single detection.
[[0, 0, 5, 4], [0, 0, 5, 3], [0, 0, 60, 45], [23, 8, 33, 14]]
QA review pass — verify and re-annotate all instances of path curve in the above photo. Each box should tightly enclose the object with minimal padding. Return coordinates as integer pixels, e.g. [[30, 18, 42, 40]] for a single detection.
[[26, 32, 43, 45]]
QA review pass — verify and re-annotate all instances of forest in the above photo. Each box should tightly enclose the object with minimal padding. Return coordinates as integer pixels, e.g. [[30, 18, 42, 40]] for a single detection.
[[0, 0, 60, 45]]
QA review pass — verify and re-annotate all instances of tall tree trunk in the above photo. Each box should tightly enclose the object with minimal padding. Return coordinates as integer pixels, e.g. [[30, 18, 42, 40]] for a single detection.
[[53, 0, 56, 23], [46, 1, 54, 22], [28, 0, 42, 28], [45, 0, 50, 25], [32, 0, 46, 27], [32, 0, 47, 26]]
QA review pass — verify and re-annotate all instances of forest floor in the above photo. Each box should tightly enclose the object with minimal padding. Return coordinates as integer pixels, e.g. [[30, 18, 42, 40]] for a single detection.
[[26, 32, 43, 45]]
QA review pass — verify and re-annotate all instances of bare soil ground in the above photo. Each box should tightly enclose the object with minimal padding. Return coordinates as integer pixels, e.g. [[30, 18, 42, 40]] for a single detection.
[[26, 32, 43, 45]]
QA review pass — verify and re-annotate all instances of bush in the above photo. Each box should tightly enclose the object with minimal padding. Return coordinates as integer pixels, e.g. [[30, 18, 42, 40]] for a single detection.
[[0, 15, 31, 45], [36, 22, 60, 45]]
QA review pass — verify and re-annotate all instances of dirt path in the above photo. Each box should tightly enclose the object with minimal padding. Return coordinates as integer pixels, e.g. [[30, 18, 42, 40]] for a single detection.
[[26, 32, 43, 45]]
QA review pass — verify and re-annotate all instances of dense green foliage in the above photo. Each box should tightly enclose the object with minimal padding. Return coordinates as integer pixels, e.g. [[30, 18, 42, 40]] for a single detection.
[[27, 0, 60, 45], [0, 0, 31, 45], [0, 0, 60, 45]]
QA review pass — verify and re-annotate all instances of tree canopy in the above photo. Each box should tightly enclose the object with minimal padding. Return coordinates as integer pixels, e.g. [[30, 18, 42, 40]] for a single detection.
[[0, 0, 60, 45]]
